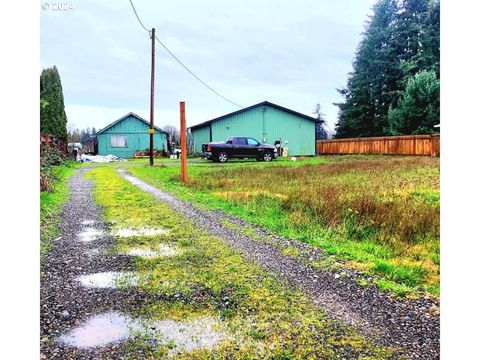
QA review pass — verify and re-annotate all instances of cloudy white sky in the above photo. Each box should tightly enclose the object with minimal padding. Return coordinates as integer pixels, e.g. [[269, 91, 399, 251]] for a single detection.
[[40, 0, 375, 133]]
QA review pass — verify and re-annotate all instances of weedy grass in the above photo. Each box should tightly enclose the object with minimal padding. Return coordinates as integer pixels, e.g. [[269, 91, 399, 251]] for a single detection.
[[86, 166, 394, 358], [40, 162, 79, 255], [127, 155, 440, 297]]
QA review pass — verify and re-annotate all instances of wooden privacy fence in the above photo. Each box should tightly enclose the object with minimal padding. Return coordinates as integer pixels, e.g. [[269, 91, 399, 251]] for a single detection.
[[316, 134, 440, 156]]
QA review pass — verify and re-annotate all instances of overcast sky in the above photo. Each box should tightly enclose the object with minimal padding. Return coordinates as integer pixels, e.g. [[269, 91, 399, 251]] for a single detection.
[[40, 0, 375, 133]]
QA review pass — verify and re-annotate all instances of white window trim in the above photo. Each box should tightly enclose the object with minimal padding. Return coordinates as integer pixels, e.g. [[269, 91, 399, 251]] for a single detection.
[[111, 135, 128, 148]]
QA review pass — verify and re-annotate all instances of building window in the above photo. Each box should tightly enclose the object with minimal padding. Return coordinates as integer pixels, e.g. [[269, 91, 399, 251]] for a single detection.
[[111, 135, 128, 148]]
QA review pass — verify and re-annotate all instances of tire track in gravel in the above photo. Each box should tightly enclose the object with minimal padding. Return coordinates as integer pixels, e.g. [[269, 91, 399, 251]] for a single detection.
[[118, 168, 440, 360], [40, 168, 160, 359]]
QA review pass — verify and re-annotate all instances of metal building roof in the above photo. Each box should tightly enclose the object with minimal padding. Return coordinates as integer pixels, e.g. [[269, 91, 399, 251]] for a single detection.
[[97, 112, 167, 134], [189, 101, 319, 130]]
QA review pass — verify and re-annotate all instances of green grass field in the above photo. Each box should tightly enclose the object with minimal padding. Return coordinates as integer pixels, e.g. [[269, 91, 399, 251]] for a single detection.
[[125, 155, 440, 297]]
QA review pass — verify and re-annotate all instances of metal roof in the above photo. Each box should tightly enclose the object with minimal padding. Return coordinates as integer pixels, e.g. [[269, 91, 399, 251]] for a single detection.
[[189, 101, 319, 130], [97, 112, 167, 134]]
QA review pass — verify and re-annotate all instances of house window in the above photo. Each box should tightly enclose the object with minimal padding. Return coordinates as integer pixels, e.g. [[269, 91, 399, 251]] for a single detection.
[[111, 135, 128, 147]]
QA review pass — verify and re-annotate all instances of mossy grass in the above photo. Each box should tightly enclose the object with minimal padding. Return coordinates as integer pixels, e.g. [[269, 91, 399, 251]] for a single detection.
[[86, 166, 394, 358]]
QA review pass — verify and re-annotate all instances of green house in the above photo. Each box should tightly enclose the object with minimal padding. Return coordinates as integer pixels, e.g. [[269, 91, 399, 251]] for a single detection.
[[189, 101, 318, 156], [97, 112, 168, 158]]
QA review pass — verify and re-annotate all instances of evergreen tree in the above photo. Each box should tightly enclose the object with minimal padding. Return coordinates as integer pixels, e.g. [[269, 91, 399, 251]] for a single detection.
[[313, 104, 328, 140], [80, 127, 91, 144], [335, 0, 440, 138], [80, 129, 86, 144], [335, 0, 398, 138], [390, 0, 434, 86], [419, 0, 440, 76], [40, 66, 68, 138], [388, 70, 439, 134]]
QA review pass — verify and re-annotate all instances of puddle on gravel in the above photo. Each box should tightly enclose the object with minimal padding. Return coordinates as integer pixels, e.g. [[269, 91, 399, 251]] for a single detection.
[[76, 271, 139, 288], [58, 312, 229, 353], [125, 244, 181, 259], [81, 220, 95, 226], [144, 316, 228, 353], [78, 228, 103, 242], [114, 227, 170, 238], [85, 248, 103, 257], [58, 311, 136, 348]]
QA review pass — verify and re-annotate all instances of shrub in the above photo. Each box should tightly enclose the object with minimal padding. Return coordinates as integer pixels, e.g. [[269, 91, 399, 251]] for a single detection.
[[40, 145, 66, 192], [388, 70, 440, 135]]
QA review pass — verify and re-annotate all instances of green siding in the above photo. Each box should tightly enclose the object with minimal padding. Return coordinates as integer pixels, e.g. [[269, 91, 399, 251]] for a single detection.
[[192, 104, 315, 155], [192, 125, 211, 153], [98, 114, 167, 158]]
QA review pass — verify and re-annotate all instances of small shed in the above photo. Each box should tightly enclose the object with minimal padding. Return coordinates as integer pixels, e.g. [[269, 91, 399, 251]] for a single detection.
[[97, 112, 168, 158], [189, 101, 318, 156]]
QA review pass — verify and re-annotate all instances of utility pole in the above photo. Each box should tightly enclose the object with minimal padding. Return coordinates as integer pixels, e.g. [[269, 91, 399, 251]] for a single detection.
[[149, 28, 156, 166], [180, 101, 188, 182]]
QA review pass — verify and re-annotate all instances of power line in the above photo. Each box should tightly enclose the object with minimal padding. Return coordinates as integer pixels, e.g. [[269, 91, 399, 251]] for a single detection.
[[128, 0, 243, 108], [128, 0, 149, 32], [153, 34, 243, 108]]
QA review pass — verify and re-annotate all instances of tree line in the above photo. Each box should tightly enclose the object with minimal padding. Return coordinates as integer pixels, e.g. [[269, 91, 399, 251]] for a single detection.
[[334, 0, 440, 138], [67, 127, 98, 144]]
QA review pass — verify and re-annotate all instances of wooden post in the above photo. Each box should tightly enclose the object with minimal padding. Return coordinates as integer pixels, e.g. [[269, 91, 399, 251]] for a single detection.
[[430, 134, 435, 157], [180, 101, 188, 182], [149, 28, 156, 166]]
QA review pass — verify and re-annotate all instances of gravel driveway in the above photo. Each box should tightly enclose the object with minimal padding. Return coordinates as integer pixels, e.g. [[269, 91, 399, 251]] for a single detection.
[[40, 168, 158, 359], [118, 168, 440, 360]]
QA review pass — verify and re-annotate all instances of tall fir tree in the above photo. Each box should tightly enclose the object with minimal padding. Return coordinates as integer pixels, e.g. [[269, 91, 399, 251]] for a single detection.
[[335, 0, 439, 138], [419, 0, 440, 76], [335, 0, 398, 138], [40, 66, 68, 139]]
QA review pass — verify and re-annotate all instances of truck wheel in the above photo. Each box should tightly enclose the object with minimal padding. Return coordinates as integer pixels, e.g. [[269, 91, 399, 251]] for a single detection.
[[263, 152, 273, 162], [218, 152, 229, 163]]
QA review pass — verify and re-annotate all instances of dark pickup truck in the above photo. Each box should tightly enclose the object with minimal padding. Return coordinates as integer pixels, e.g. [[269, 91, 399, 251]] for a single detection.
[[202, 136, 278, 163]]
